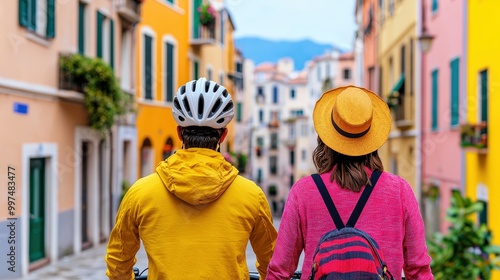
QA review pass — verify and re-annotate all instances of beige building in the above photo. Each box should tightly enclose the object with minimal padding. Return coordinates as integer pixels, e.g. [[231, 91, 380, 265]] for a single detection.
[[378, 0, 418, 191], [0, 0, 138, 277]]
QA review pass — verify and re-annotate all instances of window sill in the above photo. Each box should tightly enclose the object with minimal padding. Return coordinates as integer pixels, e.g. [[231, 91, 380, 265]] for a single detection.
[[25, 31, 52, 48]]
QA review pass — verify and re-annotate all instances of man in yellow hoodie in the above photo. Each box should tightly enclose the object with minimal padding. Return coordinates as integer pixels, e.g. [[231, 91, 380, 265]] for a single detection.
[[105, 78, 277, 279]]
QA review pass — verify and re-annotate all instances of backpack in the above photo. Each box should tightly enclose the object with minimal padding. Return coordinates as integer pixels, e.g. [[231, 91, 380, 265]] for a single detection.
[[309, 171, 394, 280]]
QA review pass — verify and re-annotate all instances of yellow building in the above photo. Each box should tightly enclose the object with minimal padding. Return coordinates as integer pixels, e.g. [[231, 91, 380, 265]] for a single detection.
[[466, 1, 500, 278], [378, 0, 418, 192], [136, 0, 237, 178]]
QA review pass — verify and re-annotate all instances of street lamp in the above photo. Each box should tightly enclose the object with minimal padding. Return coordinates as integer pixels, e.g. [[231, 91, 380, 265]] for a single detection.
[[418, 0, 434, 53]]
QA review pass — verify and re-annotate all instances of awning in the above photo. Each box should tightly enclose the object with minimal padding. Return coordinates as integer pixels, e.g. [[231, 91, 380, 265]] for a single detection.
[[391, 73, 405, 94]]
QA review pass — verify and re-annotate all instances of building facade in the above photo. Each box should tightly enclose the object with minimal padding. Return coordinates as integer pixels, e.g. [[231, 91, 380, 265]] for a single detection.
[[0, 0, 139, 277], [466, 2, 500, 279]]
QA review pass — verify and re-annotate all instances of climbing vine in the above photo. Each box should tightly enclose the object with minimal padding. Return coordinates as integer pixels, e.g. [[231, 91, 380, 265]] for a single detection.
[[59, 53, 134, 135]]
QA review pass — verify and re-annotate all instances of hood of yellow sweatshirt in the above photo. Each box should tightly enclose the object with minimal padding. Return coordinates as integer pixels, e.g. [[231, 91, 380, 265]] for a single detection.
[[156, 148, 239, 205]]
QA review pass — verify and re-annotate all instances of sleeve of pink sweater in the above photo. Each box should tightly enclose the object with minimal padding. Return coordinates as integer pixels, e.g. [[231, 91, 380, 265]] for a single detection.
[[401, 181, 434, 279], [266, 192, 303, 280]]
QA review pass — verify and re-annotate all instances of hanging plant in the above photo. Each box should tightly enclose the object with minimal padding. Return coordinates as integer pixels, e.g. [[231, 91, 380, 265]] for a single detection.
[[59, 53, 134, 136], [198, 3, 216, 26]]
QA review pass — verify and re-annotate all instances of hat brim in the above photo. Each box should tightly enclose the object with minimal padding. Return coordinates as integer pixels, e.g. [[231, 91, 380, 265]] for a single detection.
[[313, 86, 392, 156]]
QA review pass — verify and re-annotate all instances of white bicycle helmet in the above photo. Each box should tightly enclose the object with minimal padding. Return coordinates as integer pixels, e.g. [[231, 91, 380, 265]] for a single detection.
[[172, 77, 235, 129]]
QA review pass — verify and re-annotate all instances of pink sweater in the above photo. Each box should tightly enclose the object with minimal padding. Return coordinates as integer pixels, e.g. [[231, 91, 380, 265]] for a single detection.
[[266, 170, 433, 280]]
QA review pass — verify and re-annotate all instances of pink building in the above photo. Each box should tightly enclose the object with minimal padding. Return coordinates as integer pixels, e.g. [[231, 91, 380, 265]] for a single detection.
[[421, 0, 465, 235]]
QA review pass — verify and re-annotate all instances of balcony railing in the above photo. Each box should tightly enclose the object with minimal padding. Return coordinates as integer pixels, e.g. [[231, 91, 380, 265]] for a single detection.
[[58, 54, 85, 93], [190, 25, 216, 45], [116, 0, 141, 25], [460, 122, 488, 152]]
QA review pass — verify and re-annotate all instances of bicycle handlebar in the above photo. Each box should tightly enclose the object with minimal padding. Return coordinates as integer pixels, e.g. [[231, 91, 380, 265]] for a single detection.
[[134, 267, 301, 280]]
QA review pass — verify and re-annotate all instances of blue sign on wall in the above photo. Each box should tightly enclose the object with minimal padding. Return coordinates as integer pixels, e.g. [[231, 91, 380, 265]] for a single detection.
[[13, 102, 28, 115]]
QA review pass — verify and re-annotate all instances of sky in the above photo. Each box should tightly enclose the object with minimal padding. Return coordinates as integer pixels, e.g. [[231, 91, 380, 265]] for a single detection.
[[225, 0, 357, 50]]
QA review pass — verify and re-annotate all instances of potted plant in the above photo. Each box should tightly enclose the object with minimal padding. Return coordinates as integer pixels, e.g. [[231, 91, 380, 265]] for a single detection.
[[198, 3, 216, 27]]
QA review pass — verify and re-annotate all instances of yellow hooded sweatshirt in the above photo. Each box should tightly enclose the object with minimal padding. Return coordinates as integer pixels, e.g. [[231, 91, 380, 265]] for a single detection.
[[105, 148, 277, 280]]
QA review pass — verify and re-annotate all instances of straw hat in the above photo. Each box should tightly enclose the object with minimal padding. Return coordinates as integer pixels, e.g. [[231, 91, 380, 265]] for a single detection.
[[313, 85, 391, 156]]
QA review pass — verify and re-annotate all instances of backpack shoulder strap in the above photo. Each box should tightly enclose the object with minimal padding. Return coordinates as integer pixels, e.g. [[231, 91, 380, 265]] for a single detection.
[[345, 170, 382, 227], [312, 173, 345, 229]]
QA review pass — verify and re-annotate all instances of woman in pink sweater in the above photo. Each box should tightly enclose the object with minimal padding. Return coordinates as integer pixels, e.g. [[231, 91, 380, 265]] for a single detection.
[[266, 86, 433, 280]]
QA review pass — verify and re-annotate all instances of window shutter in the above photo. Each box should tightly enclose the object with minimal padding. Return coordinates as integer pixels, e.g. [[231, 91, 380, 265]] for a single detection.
[[166, 42, 174, 102], [450, 58, 459, 126], [193, 0, 202, 38], [144, 35, 153, 100], [109, 19, 114, 69], [19, 0, 28, 27], [236, 102, 242, 122], [29, 0, 37, 30], [480, 70, 488, 122], [96, 11, 103, 58], [193, 61, 199, 80], [46, 0, 55, 38], [431, 69, 439, 131], [78, 2, 85, 54]]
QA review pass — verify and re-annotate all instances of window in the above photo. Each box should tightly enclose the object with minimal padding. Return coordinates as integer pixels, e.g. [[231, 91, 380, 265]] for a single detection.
[[270, 133, 278, 150], [164, 41, 175, 102], [219, 10, 225, 44], [256, 137, 264, 148], [19, 0, 56, 38], [289, 150, 295, 166], [450, 58, 460, 126], [343, 68, 351, 80], [269, 156, 277, 175], [432, 0, 438, 12], [478, 200, 488, 226], [97, 11, 115, 69], [290, 88, 296, 99], [236, 62, 243, 73], [166, 0, 174, 3], [78, 2, 86, 54], [193, 60, 199, 79], [431, 69, 439, 131], [368, 67, 375, 90], [259, 109, 264, 123], [256, 86, 265, 103], [272, 85, 279, 104], [401, 44, 406, 75], [207, 68, 212, 81], [256, 168, 262, 184], [236, 102, 242, 122], [479, 70, 488, 123], [143, 33, 154, 100]]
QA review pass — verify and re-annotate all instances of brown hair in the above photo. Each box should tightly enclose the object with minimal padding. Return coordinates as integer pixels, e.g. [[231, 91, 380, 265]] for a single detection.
[[180, 126, 224, 150], [312, 136, 384, 192]]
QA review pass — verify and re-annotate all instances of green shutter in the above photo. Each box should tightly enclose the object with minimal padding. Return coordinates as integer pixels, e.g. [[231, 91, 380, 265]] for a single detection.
[[236, 102, 242, 122], [166, 42, 174, 102], [194, 61, 199, 79], [109, 19, 114, 69], [450, 58, 459, 126], [432, 0, 438, 12], [96, 11, 103, 58], [46, 0, 55, 38], [431, 69, 438, 131], [78, 2, 85, 54], [193, 0, 202, 38], [480, 70, 488, 122], [144, 35, 153, 100], [29, 0, 36, 30], [19, 0, 28, 27]]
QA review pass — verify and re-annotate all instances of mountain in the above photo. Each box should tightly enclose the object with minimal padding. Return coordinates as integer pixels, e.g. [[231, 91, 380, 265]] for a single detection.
[[234, 37, 346, 71]]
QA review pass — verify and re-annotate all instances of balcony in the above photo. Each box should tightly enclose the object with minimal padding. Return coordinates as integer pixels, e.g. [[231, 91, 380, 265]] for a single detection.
[[116, 0, 141, 26], [460, 122, 488, 153], [190, 25, 216, 46], [58, 53, 85, 101]]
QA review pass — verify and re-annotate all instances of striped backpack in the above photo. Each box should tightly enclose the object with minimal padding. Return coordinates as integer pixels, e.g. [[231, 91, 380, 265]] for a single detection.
[[309, 171, 394, 280]]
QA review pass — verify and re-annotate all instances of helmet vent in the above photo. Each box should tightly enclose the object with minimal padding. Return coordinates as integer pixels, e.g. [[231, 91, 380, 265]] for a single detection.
[[222, 89, 228, 97], [205, 81, 211, 92], [198, 94, 205, 119], [191, 81, 196, 92], [209, 98, 222, 118], [222, 101, 234, 112], [213, 84, 220, 92], [179, 85, 186, 95], [182, 97, 192, 117], [173, 98, 182, 110], [178, 116, 185, 121], [216, 118, 225, 124]]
